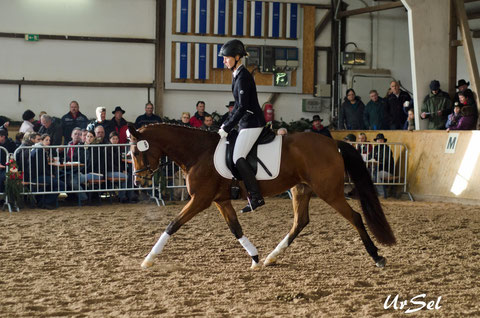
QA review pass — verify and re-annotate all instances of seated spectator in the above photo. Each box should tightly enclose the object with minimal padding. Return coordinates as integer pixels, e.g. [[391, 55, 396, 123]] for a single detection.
[[94, 125, 108, 144], [15, 132, 39, 184], [445, 103, 462, 130], [0, 120, 10, 133], [447, 95, 477, 130], [81, 129, 88, 143], [201, 115, 219, 132], [189, 101, 210, 128], [87, 107, 114, 137], [372, 133, 395, 198], [110, 106, 129, 143], [15, 132, 24, 148], [309, 115, 332, 138], [403, 108, 415, 131], [179, 112, 191, 126], [135, 102, 163, 128], [66, 127, 83, 162], [20, 110, 36, 133], [220, 101, 235, 125], [62, 127, 88, 203], [80, 130, 107, 204], [357, 133, 372, 159], [61, 100, 89, 144], [386, 80, 412, 130], [0, 129, 17, 193], [364, 90, 387, 130], [344, 133, 356, 142], [106, 131, 135, 203], [277, 128, 288, 136], [38, 114, 63, 145], [33, 111, 46, 132], [340, 89, 365, 130], [421, 80, 452, 130]]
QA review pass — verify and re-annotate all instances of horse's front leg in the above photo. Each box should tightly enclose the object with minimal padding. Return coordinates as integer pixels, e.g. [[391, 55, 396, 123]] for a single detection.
[[215, 200, 261, 270], [141, 195, 211, 268]]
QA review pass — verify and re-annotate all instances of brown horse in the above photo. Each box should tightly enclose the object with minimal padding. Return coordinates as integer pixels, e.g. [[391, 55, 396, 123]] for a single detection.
[[127, 123, 396, 270]]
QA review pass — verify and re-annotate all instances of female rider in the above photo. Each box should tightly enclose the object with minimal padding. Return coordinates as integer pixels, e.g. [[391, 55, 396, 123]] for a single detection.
[[217, 39, 266, 213]]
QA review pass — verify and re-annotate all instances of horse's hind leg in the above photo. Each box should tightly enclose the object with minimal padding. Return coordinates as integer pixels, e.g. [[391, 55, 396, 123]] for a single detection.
[[325, 196, 386, 267], [215, 200, 261, 270], [264, 184, 313, 266]]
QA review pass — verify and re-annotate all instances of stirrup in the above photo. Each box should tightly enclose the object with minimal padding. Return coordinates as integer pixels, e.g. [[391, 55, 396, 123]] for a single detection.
[[240, 197, 265, 213]]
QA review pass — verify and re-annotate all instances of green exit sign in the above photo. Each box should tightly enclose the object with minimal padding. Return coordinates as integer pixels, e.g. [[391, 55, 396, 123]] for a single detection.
[[24, 34, 39, 41]]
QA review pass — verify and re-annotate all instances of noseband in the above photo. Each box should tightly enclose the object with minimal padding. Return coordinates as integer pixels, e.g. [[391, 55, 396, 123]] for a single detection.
[[130, 141, 158, 180]]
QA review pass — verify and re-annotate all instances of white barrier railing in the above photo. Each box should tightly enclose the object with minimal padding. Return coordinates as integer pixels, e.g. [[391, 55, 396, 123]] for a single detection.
[[163, 157, 188, 201], [346, 141, 413, 200], [9, 143, 162, 209]]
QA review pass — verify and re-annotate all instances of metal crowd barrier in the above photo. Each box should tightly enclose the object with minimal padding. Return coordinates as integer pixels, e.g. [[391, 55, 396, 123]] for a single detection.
[[346, 141, 413, 201], [163, 157, 188, 201], [8, 143, 162, 210]]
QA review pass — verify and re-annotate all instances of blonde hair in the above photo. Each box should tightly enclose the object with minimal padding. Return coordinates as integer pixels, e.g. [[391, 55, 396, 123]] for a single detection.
[[181, 112, 190, 118]]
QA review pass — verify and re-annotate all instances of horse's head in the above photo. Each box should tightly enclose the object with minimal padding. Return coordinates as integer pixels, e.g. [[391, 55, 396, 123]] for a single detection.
[[127, 124, 161, 187]]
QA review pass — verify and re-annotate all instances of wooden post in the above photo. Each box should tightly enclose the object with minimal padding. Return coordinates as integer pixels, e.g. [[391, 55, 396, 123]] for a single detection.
[[448, 0, 457, 98], [456, 0, 480, 127], [155, 0, 166, 117], [302, 5, 315, 94]]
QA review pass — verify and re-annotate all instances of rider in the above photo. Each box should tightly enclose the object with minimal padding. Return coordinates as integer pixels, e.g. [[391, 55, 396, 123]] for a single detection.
[[217, 39, 266, 213]]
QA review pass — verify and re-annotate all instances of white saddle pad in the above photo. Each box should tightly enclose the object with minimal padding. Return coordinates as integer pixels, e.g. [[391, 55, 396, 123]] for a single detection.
[[214, 136, 283, 180]]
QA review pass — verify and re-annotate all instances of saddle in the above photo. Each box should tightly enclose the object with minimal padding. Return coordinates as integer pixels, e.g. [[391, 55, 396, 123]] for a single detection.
[[225, 127, 276, 180]]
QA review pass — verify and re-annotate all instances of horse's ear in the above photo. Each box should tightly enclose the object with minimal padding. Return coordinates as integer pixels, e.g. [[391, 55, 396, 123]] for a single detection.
[[127, 123, 141, 140]]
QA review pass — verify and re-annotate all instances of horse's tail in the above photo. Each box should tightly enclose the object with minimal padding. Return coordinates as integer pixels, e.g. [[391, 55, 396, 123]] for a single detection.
[[337, 140, 396, 245]]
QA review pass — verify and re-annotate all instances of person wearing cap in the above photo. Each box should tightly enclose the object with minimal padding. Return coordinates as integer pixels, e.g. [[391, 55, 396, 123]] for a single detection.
[[135, 102, 163, 129], [340, 88, 365, 130], [364, 90, 387, 130], [220, 101, 235, 125], [343, 133, 356, 143], [19, 109, 36, 133], [217, 39, 267, 213], [421, 80, 452, 130], [372, 133, 395, 198], [311, 115, 332, 138], [111, 106, 129, 143], [61, 100, 89, 144], [386, 80, 411, 130]]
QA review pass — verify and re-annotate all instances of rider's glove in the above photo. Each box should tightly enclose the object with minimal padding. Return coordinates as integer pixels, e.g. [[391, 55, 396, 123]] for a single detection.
[[218, 129, 228, 139]]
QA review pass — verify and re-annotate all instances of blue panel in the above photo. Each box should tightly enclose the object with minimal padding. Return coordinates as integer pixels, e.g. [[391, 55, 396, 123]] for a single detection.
[[180, 42, 188, 78], [216, 45, 224, 68], [236, 0, 245, 36], [254, 2, 263, 37], [180, 0, 189, 33], [198, 43, 207, 79], [199, 0, 207, 34], [272, 2, 280, 37], [289, 4, 297, 39], [217, 0, 226, 35]]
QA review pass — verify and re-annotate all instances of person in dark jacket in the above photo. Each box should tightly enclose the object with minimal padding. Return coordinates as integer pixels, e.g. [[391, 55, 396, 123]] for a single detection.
[[447, 93, 477, 130], [0, 129, 17, 192], [189, 101, 210, 128], [421, 80, 452, 130], [340, 89, 365, 130], [61, 101, 89, 144], [364, 90, 387, 130], [453, 79, 475, 106], [218, 39, 267, 213], [134, 102, 163, 128], [386, 81, 412, 129], [111, 106, 129, 144], [178, 112, 192, 127], [38, 114, 63, 145], [220, 101, 235, 125], [86, 107, 114, 137], [310, 115, 332, 138], [372, 133, 395, 198]]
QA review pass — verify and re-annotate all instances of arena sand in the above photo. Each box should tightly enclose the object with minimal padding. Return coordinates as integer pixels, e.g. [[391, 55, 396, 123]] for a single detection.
[[0, 198, 479, 317]]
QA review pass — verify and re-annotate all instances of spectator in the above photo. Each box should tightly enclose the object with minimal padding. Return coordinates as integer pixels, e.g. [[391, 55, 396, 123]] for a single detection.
[[61, 100, 89, 144], [344, 133, 356, 142], [364, 90, 387, 130], [453, 79, 475, 106], [421, 80, 452, 130], [134, 102, 163, 128], [81, 129, 88, 143], [94, 125, 108, 144], [310, 115, 332, 138], [15, 132, 24, 148], [189, 101, 210, 128], [0, 129, 17, 193], [15, 132, 38, 184], [0, 120, 10, 133], [422, 82, 450, 104], [33, 111, 46, 132], [357, 132, 372, 159], [38, 114, 63, 145], [220, 101, 235, 125], [106, 131, 135, 203], [66, 127, 83, 162], [404, 109, 416, 131], [277, 128, 288, 136], [63, 128, 88, 203], [87, 107, 114, 137], [201, 115, 219, 132], [386, 80, 412, 129], [340, 89, 365, 130], [372, 133, 395, 198], [20, 110, 36, 133], [447, 93, 477, 130], [111, 106, 129, 143], [179, 112, 191, 126]]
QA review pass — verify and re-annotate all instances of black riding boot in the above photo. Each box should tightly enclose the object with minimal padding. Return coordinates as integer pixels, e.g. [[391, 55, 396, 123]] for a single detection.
[[236, 158, 265, 213]]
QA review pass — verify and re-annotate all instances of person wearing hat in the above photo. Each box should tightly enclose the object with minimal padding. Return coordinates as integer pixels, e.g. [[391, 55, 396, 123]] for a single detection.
[[421, 80, 452, 130], [311, 115, 332, 138], [453, 79, 475, 105], [372, 133, 395, 198], [220, 101, 235, 125], [217, 39, 267, 213], [19, 109, 36, 133], [447, 92, 477, 130], [61, 100, 89, 144], [343, 133, 356, 142], [135, 102, 163, 129], [111, 106, 129, 144]]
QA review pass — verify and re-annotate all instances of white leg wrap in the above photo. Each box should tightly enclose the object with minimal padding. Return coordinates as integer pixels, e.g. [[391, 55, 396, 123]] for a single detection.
[[238, 235, 258, 257], [150, 232, 171, 256], [273, 234, 290, 255]]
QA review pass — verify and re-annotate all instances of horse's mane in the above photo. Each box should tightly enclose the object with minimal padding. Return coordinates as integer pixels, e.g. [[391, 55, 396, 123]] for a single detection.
[[140, 122, 219, 137]]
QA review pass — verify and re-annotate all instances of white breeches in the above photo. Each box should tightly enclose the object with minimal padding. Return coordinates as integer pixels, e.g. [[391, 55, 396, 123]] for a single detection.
[[233, 127, 263, 163]]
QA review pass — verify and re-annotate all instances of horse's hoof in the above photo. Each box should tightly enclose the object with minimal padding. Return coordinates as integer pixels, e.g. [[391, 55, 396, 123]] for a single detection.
[[141, 259, 154, 269], [250, 261, 261, 270], [264, 256, 277, 266], [375, 257, 386, 268]]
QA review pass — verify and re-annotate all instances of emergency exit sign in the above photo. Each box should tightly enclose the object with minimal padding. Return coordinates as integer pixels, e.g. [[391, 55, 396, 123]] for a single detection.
[[24, 34, 39, 41]]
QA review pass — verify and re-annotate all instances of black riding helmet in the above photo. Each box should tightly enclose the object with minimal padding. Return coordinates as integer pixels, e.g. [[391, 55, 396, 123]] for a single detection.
[[218, 39, 247, 58]]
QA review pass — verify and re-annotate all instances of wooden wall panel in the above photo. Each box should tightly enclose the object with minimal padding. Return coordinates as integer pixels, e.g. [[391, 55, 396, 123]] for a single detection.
[[302, 5, 315, 94]]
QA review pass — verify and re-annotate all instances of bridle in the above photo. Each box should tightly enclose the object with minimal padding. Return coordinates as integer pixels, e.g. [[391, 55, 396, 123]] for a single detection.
[[130, 140, 159, 180]]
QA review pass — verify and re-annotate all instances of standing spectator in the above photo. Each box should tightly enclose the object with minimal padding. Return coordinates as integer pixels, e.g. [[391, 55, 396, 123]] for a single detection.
[[87, 107, 113, 136], [220, 101, 235, 125], [111, 106, 129, 143], [38, 114, 63, 145], [404, 109, 416, 131], [445, 103, 462, 129], [339, 89, 365, 130], [0, 129, 17, 193], [179, 112, 191, 126], [421, 80, 452, 130], [447, 93, 477, 130], [61, 100, 89, 144], [33, 111, 46, 132], [386, 80, 412, 129], [310, 115, 332, 138], [189, 101, 210, 128], [20, 110, 36, 133], [453, 79, 475, 105], [364, 90, 387, 130], [201, 115, 219, 132], [134, 102, 163, 128]]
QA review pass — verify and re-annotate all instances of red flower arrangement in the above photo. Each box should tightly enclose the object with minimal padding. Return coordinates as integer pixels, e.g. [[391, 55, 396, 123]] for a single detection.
[[5, 158, 26, 207]]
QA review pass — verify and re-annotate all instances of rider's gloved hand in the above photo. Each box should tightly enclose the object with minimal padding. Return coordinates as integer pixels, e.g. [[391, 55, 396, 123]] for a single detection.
[[218, 128, 228, 139]]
